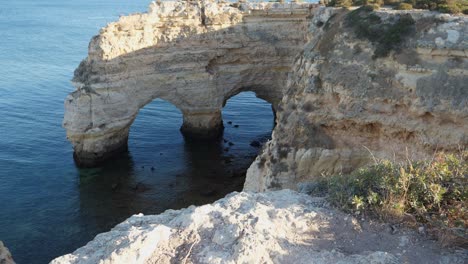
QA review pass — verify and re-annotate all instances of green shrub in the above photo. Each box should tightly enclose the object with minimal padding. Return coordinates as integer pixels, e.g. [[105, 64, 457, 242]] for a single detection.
[[384, 0, 402, 5], [325, 0, 337, 6], [353, 0, 385, 6], [414, 0, 467, 12], [368, 3, 382, 8], [322, 0, 468, 14], [372, 0, 385, 6], [437, 0, 463, 13], [315, 151, 467, 246], [353, 0, 369, 5], [336, 0, 354, 7], [346, 7, 415, 58], [396, 2, 414, 9]]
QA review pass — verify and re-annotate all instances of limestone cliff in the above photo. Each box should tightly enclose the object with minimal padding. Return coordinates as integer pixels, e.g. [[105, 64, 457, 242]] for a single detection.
[[63, 0, 315, 166], [245, 7, 468, 191]]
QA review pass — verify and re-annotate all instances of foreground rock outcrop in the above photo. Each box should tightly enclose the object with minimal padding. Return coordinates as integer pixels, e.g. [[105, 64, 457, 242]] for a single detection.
[[0, 241, 15, 264], [63, 0, 316, 166], [51, 190, 466, 264], [245, 7, 468, 191]]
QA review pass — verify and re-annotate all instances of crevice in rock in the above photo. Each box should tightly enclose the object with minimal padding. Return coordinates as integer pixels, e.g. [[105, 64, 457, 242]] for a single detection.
[[200, 3, 207, 27]]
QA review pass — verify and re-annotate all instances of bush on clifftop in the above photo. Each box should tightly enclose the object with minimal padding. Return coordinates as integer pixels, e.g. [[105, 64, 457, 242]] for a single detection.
[[396, 2, 414, 9], [313, 151, 467, 247], [345, 6, 415, 58], [323, 0, 468, 14]]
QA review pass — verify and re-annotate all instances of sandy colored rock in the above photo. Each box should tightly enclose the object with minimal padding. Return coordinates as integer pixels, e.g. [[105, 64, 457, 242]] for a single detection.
[[51, 190, 466, 264], [245, 8, 468, 192], [63, 0, 317, 166]]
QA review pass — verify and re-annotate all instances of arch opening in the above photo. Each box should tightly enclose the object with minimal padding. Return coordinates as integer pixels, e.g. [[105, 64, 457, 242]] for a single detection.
[[76, 92, 275, 213], [221, 91, 275, 160], [64, 0, 314, 167], [126, 92, 275, 168], [129, 98, 184, 157]]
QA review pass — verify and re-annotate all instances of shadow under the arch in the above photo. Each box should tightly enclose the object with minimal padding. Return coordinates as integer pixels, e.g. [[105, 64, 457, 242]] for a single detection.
[[76, 150, 138, 228]]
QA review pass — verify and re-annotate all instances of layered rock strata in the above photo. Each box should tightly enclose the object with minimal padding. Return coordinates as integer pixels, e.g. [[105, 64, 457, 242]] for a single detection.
[[51, 190, 467, 264], [245, 8, 468, 191], [63, 0, 316, 166]]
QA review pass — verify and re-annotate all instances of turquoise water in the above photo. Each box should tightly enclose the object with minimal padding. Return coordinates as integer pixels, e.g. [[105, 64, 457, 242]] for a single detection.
[[0, 1, 274, 263]]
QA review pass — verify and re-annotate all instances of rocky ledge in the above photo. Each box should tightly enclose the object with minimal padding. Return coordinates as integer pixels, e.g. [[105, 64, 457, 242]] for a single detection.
[[51, 190, 466, 264]]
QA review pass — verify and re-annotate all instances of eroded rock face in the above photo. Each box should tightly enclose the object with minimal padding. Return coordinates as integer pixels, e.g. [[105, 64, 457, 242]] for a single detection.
[[0, 241, 15, 264], [63, 0, 316, 166], [50, 190, 467, 264], [245, 8, 468, 191]]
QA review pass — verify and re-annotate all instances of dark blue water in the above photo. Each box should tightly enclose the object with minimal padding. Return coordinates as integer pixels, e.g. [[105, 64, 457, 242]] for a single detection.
[[0, 1, 274, 263]]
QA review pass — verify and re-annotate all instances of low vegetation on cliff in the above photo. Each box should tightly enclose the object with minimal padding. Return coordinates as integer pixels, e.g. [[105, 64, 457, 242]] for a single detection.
[[314, 151, 467, 246], [323, 0, 468, 14], [345, 5, 415, 58]]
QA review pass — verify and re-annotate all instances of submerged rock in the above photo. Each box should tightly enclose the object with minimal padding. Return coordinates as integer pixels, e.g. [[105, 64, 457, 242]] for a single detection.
[[249, 140, 261, 148]]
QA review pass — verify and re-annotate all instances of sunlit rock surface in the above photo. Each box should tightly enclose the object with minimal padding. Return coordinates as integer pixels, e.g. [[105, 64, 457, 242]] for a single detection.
[[245, 8, 468, 191], [50, 190, 466, 264], [63, 0, 316, 166]]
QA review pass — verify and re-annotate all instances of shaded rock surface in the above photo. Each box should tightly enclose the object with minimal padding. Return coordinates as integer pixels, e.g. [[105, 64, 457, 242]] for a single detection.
[[245, 8, 468, 191], [0, 241, 15, 264], [51, 190, 466, 264]]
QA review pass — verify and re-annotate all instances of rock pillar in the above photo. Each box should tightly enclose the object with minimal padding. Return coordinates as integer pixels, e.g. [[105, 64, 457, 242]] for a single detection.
[[180, 110, 224, 139], [70, 127, 130, 167]]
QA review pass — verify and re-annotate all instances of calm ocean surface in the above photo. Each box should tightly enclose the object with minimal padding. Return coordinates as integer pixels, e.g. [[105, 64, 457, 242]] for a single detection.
[[0, 1, 274, 263]]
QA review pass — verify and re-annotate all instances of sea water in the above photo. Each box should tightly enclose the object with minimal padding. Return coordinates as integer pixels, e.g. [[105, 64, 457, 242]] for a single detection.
[[0, 1, 274, 263]]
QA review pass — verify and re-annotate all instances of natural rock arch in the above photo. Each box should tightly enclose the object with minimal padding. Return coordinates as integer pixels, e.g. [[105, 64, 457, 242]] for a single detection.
[[63, 0, 317, 166]]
